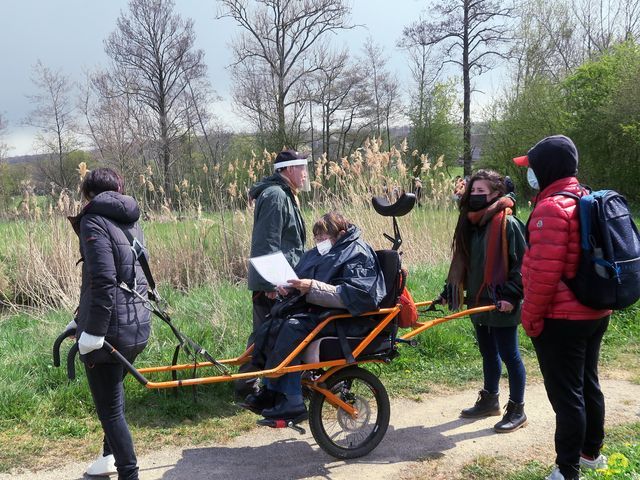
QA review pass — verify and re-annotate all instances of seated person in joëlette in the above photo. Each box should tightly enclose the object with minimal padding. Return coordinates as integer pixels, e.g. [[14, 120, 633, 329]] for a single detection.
[[240, 211, 387, 420]]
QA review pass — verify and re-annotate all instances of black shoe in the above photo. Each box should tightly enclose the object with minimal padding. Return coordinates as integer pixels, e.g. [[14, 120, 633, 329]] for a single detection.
[[494, 400, 527, 433], [261, 394, 307, 420], [238, 387, 276, 414], [233, 363, 260, 400], [460, 389, 501, 418]]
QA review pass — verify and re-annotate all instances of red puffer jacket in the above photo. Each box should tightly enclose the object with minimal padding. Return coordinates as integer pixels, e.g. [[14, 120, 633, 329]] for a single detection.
[[521, 177, 611, 337]]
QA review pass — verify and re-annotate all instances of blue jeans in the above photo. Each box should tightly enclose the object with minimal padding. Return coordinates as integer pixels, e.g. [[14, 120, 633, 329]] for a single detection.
[[474, 324, 526, 404], [85, 361, 138, 480]]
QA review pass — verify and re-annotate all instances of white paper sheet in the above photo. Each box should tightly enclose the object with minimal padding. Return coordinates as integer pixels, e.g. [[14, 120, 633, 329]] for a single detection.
[[249, 251, 299, 287]]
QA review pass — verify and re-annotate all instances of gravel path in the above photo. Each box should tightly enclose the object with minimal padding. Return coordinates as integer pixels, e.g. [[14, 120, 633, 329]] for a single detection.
[[3, 378, 639, 480]]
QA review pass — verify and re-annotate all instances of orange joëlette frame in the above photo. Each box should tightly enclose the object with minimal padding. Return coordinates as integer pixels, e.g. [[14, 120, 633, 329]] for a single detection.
[[131, 301, 497, 397]]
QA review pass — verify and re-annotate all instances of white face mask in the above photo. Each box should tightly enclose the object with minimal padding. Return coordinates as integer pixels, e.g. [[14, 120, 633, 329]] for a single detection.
[[527, 168, 540, 190], [316, 239, 332, 256]]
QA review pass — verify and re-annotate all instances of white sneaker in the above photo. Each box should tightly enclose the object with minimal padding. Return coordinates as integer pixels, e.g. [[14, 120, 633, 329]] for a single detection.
[[546, 466, 584, 480], [86, 454, 116, 476], [546, 467, 566, 480], [579, 453, 608, 470]]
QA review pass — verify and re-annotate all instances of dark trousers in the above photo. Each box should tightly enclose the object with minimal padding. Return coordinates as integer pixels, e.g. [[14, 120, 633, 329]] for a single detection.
[[235, 292, 276, 398], [532, 316, 609, 480], [254, 314, 318, 396], [85, 361, 138, 480], [475, 324, 526, 403], [248, 291, 276, 347]]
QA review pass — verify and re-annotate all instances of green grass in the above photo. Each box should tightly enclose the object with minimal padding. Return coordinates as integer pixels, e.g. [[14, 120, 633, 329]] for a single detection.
[[0, 268, 638, 473], [474, 423, 640, 480]]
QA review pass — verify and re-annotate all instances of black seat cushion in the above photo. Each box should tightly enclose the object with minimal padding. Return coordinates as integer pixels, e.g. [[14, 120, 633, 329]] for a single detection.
[[301, 335, 392, 363], [376, 249, 402, 308]]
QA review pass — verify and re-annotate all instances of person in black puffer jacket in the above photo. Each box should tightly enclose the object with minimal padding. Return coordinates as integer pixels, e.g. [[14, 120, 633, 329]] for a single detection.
[[67, 168, 151, 480]]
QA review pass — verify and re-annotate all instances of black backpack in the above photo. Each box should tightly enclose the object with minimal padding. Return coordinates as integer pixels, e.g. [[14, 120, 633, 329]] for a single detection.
[[553, 189, 640, 310]]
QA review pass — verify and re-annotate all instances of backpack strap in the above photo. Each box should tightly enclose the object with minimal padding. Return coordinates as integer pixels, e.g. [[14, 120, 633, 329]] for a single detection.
[[107, 220, 159, 301], [525, 187, 586, 244]]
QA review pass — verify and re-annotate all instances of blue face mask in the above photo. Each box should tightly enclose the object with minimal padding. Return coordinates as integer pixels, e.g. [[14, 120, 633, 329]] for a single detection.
[[527, 168, 539, 190], [316, 239, 332, 255]]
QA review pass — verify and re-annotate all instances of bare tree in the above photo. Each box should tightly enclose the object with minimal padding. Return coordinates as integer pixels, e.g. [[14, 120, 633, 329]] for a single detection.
[[511, 0, 581, 89], [404, 1, 514, 176], [80, 72, 146, 180], [399, 20, 447, 163], [104, 0, 206, 196], [219, 0, 353, 150], [361, 38, 401, 151], [399, 22, 441, 131], [25, 60, 80, 189], [513, 0, 640, 90], [621, 0, 640, 39], [309, 49, 350, 158], [573, 0, 640, 53], [334, 79, 376, 158]]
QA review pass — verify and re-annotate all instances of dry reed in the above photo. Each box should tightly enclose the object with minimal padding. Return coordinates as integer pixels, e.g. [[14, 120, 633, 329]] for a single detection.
[[1, 138, 458, 310]]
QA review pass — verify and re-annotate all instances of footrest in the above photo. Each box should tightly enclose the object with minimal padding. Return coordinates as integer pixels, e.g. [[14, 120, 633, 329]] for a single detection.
[[257, 412, 308, 434]]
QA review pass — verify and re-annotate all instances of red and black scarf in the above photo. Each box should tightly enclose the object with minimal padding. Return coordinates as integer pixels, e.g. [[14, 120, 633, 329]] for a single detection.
[[446, 196, 514, 309]]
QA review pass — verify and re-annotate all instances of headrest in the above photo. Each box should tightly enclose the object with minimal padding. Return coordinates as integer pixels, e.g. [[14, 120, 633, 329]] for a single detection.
[[372, 192, 416, 217]]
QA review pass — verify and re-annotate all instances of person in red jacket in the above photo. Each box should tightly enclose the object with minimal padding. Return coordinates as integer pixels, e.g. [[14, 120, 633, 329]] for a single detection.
[[513, 135, 611, 480]]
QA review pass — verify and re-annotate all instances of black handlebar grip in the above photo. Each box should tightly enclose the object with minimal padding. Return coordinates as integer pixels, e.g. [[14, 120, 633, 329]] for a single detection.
[[103, 341, 149, 386], [66, 343, 79, 380], [53, 328, 76, 367]]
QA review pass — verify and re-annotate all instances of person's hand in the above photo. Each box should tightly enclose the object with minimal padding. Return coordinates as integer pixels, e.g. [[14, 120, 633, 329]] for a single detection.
[[276, 285, 291, 296], [496, 300, 514, 313], [77, 332, 105, 355], [287, 278, 313, 295], [265, 291, 278, 300]]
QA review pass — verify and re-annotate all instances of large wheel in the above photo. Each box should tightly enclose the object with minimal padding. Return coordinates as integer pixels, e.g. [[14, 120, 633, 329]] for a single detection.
[[309, 366, 390, 459]]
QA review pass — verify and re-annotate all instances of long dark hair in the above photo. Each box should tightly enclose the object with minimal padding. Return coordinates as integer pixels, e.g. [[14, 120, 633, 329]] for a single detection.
[[451, 169, 507, 264]]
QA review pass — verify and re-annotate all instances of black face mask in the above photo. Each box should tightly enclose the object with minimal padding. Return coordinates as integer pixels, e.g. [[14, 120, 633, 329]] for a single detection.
[[468, 194, 489, 211]]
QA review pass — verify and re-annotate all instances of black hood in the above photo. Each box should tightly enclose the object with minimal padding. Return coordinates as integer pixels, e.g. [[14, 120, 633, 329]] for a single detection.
[[84, 191, 140, 223], [528, 135, 579, 191], [249, 173, 291, 200]]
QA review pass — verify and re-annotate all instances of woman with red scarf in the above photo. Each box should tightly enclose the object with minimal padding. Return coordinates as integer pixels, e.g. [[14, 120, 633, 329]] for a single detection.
[[441, 169, 527, 433]]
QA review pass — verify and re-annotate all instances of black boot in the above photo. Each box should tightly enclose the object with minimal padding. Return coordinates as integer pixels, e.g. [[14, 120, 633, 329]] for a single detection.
[[460, 389, 501, 418], [494, 400, 527, 433], [261, 393, 307, 420], [238, 387, 276, 414]]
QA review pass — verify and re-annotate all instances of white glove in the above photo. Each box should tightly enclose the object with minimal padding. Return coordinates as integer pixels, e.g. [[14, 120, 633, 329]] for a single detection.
[[78, 332, 105, 355], [65, 319, 77, 331]]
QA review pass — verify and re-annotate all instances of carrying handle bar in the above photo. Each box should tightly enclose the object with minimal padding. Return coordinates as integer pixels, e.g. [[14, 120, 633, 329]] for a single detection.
[[53, 327, 76, 367]]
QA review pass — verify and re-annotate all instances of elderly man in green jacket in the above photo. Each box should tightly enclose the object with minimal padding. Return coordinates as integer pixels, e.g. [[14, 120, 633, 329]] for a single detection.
[[236, 149, 309, 398]]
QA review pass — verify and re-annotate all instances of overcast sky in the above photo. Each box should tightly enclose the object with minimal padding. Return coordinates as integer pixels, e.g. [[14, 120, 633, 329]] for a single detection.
[[0, 0, 507, 157]]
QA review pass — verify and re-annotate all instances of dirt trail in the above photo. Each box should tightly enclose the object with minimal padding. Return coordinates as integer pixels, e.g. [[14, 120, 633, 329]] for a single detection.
[[3, 378, 639, 480]]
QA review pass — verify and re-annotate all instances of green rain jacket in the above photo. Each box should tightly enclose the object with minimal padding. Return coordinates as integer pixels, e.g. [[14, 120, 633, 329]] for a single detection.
[[466, 206, 527, 328], [247, 174, 306, 291]]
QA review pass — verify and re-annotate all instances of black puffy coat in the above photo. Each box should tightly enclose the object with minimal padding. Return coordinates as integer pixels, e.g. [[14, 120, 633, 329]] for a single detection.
[[69, 191, 151, 363], [252, 224, 386, 370], [295, 225, 386, 316]]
